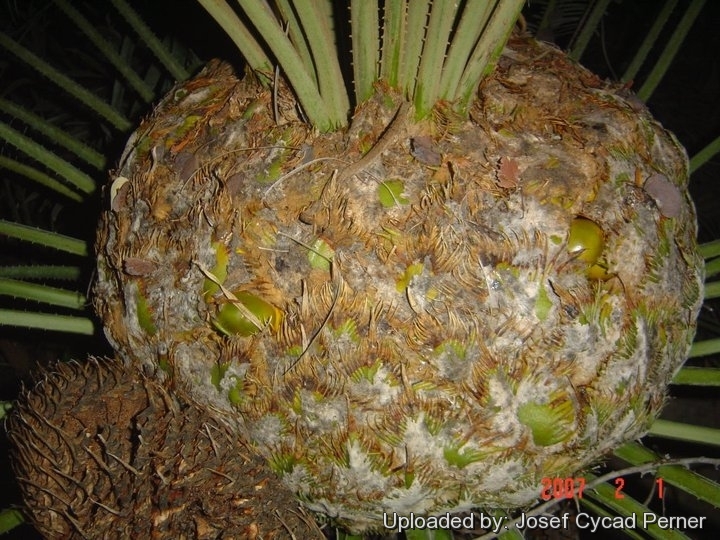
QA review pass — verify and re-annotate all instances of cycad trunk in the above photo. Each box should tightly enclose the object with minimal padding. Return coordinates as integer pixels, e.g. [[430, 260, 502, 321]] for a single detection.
[[63, 35, 703, 533]]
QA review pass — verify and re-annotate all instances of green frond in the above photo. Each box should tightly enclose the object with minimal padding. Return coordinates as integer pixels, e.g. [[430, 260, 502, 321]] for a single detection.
[[0, 278, 86, 310], [109, 0, 190, 82], [672, 367, 720, 386], [0, 265, 81, 281], [0, 221, 88, 256], [0, 32, 132, 132], [0, 98, 106, 170], [54, 0, 156, 103], [0, 310, 94, 335], [615, 442, 720, 508], [636, 0, 707, 102], [0, 121, 95, 195]]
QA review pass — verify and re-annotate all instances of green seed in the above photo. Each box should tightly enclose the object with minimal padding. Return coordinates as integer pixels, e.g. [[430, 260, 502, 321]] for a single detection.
[[212, 291, 282, 337], [587, 263, 611, 281], [567, 217, 604, 265]]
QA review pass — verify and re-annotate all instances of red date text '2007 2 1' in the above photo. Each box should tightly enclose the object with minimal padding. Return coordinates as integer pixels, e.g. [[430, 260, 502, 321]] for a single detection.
[[540, 477, 666, 501]]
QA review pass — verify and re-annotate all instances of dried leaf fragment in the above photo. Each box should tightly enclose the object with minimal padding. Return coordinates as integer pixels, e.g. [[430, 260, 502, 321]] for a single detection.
[[410, 136, 442, 166], [497, 156, 520, 188]]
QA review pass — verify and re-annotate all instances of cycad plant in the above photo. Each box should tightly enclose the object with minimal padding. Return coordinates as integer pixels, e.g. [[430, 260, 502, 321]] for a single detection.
[[2, 1, 720, 539]]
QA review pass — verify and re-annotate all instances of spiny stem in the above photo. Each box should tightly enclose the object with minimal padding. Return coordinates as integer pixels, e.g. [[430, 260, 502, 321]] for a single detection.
[[54, 0, 155, 103], [456, 0, 524, 113], [351, 0, 380, 102], [414, 0, 458, 117], [0, 121, 96, 195], [0, 220, 88, 256], [637, 0, 707, 101], [196, 0, 274, 77], [438, 0, 495, 100], [195, 1, 525, 127], [0, 310, 94, 334], [234, 0, 347, 130], [275, 0, 315, 77], [0, 156, 84, 202], [402, 0, 430, 99], [0, 97, 105, 170], [292, 0, 350, 125], [380, 0, 404, 88], [0, 278, 86, 310]]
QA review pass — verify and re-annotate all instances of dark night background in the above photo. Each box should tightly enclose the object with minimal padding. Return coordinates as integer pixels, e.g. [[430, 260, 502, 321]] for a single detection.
[[1, 1, 719, 538]]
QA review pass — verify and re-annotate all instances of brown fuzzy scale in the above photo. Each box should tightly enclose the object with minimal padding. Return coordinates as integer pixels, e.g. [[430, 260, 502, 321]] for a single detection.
[[93, 37, 703, 532], [7, 358, 326, 539]]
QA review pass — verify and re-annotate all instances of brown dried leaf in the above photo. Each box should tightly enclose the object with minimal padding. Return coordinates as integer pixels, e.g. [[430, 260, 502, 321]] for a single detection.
[[124, 257, 157, 276], [410, 136, 442, 166], [497, 156, 520, 188]]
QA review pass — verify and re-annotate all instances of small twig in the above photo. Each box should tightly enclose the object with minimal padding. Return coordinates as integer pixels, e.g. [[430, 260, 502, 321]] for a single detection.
[[337, 101, 411, 182], [205, 467, 235, 483], [100, 450, 141, 477], [273, 64, 280, 125], [277, 231, 333, 264], [263, 157, 343, 199], [273, 508, 298, 540], [81, 444, 114, 476], [284, 259, 343, 375], [95, 433, 140, 476], [88, 497, 122, 516], [63, 508, 92, 539], [203, 422, 220, 459]]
